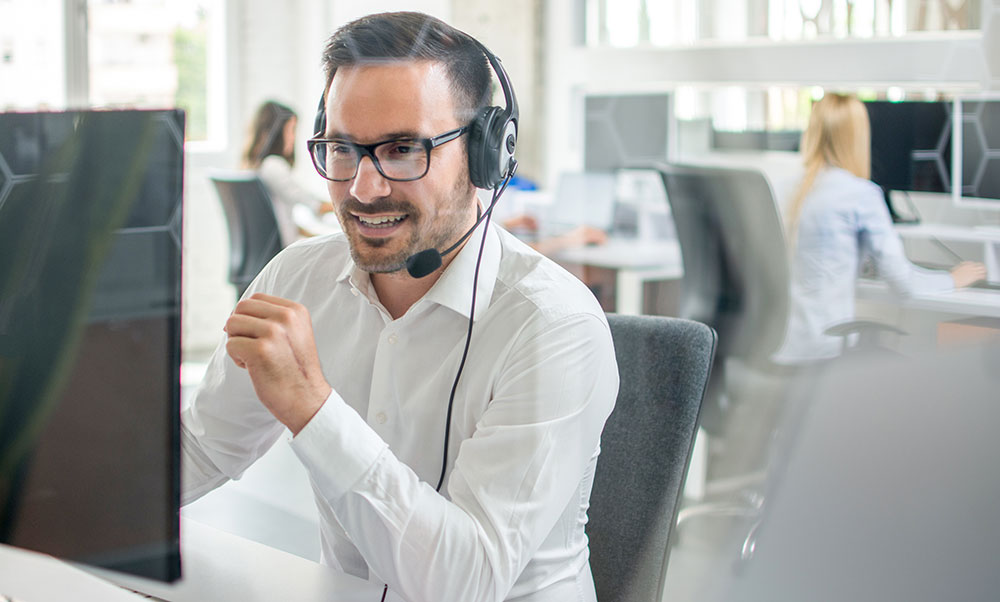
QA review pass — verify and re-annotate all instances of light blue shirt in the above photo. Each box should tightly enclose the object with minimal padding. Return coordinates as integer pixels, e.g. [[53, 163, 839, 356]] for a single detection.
[[773, 167, 954, 363]]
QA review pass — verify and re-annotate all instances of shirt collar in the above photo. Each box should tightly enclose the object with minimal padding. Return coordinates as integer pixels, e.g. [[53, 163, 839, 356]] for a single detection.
[[421, 219, 500, 321], [334, 220, 502, 321]]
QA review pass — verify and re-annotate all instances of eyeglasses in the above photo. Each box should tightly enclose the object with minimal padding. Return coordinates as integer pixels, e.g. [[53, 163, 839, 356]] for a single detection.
[[307, 126, 468, 182]]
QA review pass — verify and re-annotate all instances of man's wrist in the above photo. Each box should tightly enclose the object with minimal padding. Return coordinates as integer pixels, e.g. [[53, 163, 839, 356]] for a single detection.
[[286, 385, 333, 436]]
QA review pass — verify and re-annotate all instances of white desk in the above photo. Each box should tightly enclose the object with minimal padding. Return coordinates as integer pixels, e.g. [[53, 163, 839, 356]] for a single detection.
[[895, 222, 1000, 283], [894, 223, 1000, 244], [555, 238, 683, 315], [855, 279, 1000, 319], [0, 518, 383, 602], [0, 544, 148, 601]]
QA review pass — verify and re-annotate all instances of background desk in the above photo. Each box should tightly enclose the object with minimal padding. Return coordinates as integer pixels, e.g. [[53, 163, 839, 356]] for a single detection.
[[855, 279, 1000, 320], [555, 238, 682, 314], [895, 222, 1000, 283]]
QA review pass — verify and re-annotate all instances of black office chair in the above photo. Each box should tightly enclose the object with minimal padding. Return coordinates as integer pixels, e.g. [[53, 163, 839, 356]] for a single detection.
[[587, 313, 717, 602], [209, 170, 283, 299]]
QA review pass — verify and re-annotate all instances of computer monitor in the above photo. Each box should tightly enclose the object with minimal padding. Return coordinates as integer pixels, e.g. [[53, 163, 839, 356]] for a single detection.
[[540, 171, 618, 237], [864, 100, 952, 217], [710, 129, 802, 153], [957, 99, 1000, 201], [0, 109, 184, 582]]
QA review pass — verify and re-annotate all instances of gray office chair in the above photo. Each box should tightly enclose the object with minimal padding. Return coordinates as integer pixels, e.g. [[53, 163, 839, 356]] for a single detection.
[[713, 342, 1000, 602], [657, 163, 904, 566], [655, 163, 790, 436], [587, 313, 717, 602], [210, 170, 283, 299]]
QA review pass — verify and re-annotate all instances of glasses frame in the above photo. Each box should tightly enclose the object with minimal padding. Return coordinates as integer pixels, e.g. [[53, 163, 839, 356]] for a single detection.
[[307, 125, 468, 182]]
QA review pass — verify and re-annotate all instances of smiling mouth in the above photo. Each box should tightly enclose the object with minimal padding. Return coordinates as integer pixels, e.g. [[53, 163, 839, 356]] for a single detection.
[[355, 214, 408, 228]]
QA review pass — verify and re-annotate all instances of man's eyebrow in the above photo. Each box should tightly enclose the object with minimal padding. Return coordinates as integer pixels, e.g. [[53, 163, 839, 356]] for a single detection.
[[324, 130, 422, 142]]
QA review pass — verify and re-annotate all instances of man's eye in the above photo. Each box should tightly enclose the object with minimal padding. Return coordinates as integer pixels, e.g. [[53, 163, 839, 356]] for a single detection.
[[385, 142, 422, 157], [328, 143, 353, 155]]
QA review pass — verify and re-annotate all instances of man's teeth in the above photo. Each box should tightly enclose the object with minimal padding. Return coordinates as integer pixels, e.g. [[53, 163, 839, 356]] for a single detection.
[[358, 215, 405, 227]]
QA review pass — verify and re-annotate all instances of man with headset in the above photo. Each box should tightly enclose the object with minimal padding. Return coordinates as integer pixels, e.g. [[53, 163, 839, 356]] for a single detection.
[[182, 12, 618, 602]]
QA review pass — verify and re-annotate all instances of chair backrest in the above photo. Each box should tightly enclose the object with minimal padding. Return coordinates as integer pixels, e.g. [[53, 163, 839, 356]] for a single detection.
[[655, 163, 789, 366], [209, 170, 282, 298], [588, 313, 717, 602], [717, 342, 1000, 601]]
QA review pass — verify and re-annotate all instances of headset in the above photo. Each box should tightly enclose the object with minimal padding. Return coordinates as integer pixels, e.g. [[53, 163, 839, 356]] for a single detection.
[[312, 37, 518, 192]]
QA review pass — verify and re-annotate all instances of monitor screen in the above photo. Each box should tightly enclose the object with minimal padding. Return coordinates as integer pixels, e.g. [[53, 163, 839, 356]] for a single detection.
[[865, 100, 952, 194], [0, 109, 184, 582], [958, 100, 1000, 200]]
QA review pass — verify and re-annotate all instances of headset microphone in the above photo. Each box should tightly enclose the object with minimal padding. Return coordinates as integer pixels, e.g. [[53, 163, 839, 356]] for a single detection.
[[404, 159, 516, 279]]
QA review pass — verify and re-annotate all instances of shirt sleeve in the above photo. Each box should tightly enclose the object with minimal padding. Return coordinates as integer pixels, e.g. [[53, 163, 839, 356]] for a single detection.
[[288, 312, 618, 602], [856, 188, 954, 297]]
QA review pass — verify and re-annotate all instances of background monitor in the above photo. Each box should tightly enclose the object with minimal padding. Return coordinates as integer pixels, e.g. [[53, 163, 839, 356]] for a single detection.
[[865, 100, 952, 195], [957, 99, 1000, 200], [710, 129, 801, 153], [540, 171, 618, 237], [0, 109, 184, 582], [584, 93, 672, 171]]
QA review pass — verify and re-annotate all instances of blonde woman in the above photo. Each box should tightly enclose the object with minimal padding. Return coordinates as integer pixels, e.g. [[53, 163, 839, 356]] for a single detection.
[[773, 93, 985, 363]]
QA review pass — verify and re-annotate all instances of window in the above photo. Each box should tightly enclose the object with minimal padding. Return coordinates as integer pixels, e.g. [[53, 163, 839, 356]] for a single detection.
[[584, 0, 982, 47], [0, 0, 223, 143], [87, 0, 222, 142]]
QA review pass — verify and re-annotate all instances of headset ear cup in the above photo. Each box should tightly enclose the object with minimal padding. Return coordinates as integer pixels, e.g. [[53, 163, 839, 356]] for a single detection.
[[313, 93, 327, 137], [468, 106, 500, 189]]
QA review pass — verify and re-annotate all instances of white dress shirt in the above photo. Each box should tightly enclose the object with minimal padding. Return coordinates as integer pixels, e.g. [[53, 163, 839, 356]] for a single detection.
[[181, 220, 619, 602], [773, 167, 953, 363]]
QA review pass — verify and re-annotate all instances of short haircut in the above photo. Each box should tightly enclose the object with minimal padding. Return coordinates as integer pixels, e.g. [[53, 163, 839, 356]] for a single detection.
[[321, 12, 492, 122]]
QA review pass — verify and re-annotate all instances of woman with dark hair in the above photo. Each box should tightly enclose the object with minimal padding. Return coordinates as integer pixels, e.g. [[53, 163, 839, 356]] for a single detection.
[[241, 100, 334, 246]]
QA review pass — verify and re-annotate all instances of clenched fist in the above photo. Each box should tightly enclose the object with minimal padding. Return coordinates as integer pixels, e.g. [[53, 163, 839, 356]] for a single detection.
[[224, 293, 332, 435]]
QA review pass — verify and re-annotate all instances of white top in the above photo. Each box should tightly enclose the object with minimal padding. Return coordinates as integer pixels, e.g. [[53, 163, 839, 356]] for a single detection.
[[257, 155, 327, 247], [181, 221, 619, 602], [773, 167, 954, 363]]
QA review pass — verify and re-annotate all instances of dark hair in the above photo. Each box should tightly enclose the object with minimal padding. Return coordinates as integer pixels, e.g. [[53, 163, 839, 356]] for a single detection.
[[321, 12, 492, 123], [241, 100, 296, 169]]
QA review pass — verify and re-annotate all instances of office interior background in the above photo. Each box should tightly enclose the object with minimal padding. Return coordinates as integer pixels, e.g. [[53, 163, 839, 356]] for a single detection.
[[3, 0, 1000, 600]]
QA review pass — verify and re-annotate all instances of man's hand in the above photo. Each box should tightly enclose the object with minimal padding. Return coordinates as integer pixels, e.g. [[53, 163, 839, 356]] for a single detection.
[[224, 293, 332, 435]]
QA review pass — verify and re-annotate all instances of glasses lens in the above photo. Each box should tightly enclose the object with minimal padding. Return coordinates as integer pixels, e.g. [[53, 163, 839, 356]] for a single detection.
[[314, 142, 362, 181], [374, 140, 429, 181]]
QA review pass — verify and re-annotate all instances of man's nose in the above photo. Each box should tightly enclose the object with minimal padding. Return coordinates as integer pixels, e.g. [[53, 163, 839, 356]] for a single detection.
[[349, 155, 391, 203]]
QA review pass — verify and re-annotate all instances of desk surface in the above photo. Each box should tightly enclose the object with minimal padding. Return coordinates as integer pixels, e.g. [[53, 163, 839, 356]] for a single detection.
[[97, 518, 381, 601], [0, 544, 147, 601], [555, 237, 681, 270], [856, 279, 1000, 319], [0, 518, 382, 602], [894, 223, 1000, 243]]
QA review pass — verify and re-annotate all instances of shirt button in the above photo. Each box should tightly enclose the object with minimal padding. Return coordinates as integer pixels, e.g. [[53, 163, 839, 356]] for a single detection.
[[375, 412, 388, 424], [351, 288, 359, 296], [387, 333, 398, 344]]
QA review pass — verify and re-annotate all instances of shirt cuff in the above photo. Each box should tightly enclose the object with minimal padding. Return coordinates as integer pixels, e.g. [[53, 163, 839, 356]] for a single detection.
[[289, 391, 388, 501]]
